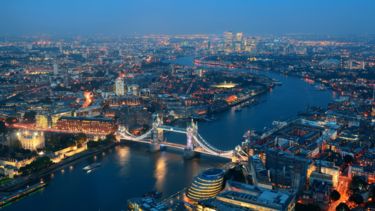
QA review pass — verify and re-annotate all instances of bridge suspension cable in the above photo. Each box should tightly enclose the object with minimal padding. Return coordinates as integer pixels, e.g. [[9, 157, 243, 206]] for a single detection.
[[194, 133, 233, 157], [117, 126, 153, 141]]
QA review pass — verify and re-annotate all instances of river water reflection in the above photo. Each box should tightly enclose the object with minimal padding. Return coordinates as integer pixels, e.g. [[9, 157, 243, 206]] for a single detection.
[[3, 57, 334, 211]]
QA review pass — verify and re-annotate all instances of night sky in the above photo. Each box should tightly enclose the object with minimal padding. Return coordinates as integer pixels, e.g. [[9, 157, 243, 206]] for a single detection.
[[1, 0, 375, 35]]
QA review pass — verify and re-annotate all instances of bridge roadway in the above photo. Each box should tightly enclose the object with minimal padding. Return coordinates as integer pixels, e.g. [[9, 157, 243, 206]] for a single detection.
[[119, 124, 234, 159], [122, 138, 232, 160]]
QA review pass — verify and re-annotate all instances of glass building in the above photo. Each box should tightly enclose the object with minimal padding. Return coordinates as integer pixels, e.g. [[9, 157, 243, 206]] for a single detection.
[[186, 168, 225, 201]]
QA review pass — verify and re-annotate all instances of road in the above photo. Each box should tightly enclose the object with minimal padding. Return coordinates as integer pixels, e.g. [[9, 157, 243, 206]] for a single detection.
[[328, 176, 351, 211]]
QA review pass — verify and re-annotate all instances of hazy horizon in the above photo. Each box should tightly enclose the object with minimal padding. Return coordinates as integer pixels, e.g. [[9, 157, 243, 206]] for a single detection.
[[1, 0, 375, 36]]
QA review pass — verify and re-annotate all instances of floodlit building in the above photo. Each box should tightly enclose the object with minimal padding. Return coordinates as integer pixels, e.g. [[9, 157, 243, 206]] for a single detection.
[[35, 114, 49, 129], [187, 168, 225, 201], [17, 130, 45, 151], [55, 116, 116, 135]]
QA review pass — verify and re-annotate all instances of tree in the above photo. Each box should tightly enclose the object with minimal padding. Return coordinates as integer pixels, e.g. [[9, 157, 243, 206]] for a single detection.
[[336, 202, 350, 211], [0, 121, 6, 134], [343, 155, 354, 164], [349, 193, 364, 205], [330, 190, 341, 201], [0, 121, 6, 141], [23, 111, 36, 122], [5, 117, 17, 125], [104, 133, 115, 142], [350, 175, 368, 193], [75, 133, 87, 146], [20, 156, 53, 175], [295, 203, 321, 211]]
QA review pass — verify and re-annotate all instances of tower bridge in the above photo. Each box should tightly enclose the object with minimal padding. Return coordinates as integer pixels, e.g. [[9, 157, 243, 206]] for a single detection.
[[116, 115, 248, 161]]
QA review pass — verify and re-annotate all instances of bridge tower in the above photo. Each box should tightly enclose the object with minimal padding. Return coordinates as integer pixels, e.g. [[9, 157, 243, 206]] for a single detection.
[[184, 119, 198, 159], [150, 114, 163, 151]]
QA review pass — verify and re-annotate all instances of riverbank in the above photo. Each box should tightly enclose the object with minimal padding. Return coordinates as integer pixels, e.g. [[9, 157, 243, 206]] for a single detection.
[[0, 182, 46, 208], [0, 142, 116, 193]]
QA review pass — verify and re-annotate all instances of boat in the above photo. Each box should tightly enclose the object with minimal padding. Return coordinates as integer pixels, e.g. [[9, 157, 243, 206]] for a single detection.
[[315, 84, 326, 91], [273, 80, 282, 86], [83, 162, 101, 171]]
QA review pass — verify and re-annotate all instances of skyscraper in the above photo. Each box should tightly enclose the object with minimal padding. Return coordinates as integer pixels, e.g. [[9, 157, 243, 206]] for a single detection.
[[224, 31, 234, 53], [235, 32, 243, 42], [114, 77, 126, 96], [53, 63, 59, 76], [234, 32, 244, 52]]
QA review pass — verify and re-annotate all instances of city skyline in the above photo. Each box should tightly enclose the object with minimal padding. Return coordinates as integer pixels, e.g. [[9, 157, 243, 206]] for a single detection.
[[0, 1, 374, 211], [1, 0, 375, 35]]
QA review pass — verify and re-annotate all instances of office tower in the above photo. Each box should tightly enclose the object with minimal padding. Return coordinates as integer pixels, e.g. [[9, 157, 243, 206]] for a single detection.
[[265, 149, 310, 192], [53, 63, 59, 75], [114, 77, 126, 96], [224, 31, 234, 53], [235, 32, 243, 42]]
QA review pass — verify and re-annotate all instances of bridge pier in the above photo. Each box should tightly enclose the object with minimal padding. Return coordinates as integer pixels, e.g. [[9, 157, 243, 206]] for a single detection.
[[184, 119, 198, 159], [183, 148, 197, 159], [150, 114, 163, 152], [149, 142, 161, 152]]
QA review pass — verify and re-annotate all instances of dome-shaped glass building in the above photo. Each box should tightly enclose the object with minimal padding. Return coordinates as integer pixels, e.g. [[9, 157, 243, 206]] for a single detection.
[[186, 168, 225, 201]]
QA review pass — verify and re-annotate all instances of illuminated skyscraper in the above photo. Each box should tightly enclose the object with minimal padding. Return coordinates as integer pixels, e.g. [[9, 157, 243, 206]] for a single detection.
[[224, 31, 234, 53], [114, 77, 126, 96], [234, 32, 244, 52], [244, 37, 256, 52], [235, 32, 243, 42]]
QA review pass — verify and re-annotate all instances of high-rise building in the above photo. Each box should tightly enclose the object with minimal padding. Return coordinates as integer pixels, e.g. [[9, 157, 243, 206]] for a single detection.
[[114, 77, 126, 96], [237, 32, 244, 52], [53, 63, 59, 75], [244, 37, 256, 52], [223, 31, 234, 53], [265, 149, 311, 192], [234, 42, 242, 52], [235, 32, 243, 42]]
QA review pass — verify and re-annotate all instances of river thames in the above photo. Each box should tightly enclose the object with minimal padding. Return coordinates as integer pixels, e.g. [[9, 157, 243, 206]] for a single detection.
[[3, 57, 334, 211]]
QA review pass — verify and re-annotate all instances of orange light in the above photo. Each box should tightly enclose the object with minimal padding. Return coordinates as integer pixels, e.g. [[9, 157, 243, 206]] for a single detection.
[[82, 91, 93, 108], [226, 95, 238, 103]]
